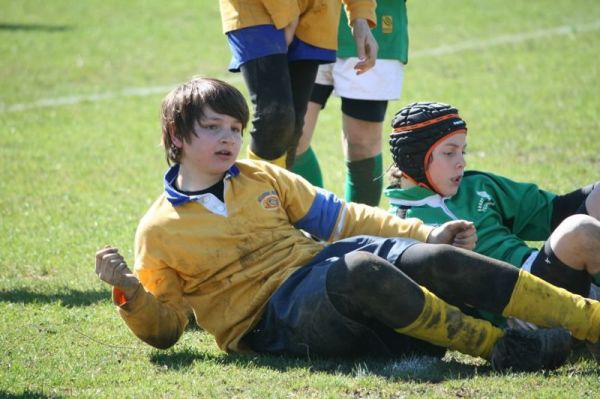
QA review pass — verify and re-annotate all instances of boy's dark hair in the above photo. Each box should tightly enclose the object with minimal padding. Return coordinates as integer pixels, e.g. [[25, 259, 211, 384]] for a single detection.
[[161, 77, 249, 165]]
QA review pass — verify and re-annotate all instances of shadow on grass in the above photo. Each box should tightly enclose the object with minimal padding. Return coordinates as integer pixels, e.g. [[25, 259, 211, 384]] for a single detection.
[[0, 288, 107, 307], [0, 390, 63, 399], [149, 347, 485, 382], [0, 23, 71, 32]]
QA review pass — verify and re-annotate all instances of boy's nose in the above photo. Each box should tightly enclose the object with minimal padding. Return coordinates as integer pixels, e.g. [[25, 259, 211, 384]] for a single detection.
[[220, 129, 236, 141]]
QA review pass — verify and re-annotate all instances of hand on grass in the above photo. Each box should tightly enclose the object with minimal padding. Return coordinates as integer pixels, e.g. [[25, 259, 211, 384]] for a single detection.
[[351, 18, 378, 75], [426, 220, 477, 250], [95, 246, 140, 299]]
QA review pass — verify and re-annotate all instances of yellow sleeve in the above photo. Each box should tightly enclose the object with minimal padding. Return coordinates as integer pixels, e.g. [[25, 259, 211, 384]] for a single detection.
[[112, 221, 190, 349], [343, 0, 377, 28], [332, 201, 434, 242], [113, 273, 189, 349]]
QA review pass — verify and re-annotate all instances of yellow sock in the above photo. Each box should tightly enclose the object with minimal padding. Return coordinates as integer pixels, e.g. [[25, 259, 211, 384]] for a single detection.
[[247, 149, 287, 169], [503, 270, 600, 343], [395, 286, 503, 360]]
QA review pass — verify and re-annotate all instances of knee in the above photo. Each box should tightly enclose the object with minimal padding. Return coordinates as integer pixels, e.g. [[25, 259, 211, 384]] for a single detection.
[[337, 251, 414, 297], [345, 131, 381, 151], [344, 123, 382, 159], [550, 215, 600, 268], [326, 251, 389, 315], [553, 214, 600, 248], [343, 251, 388, 283], [251, 103, 296, 159]]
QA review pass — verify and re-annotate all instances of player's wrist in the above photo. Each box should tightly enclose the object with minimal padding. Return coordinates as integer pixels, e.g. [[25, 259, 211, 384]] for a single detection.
[[118, 278, 141, 299]]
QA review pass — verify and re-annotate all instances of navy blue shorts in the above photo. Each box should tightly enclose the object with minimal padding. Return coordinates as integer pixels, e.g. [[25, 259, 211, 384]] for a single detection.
[[243, 236, 446, 359], [226, 25, 335, 72]]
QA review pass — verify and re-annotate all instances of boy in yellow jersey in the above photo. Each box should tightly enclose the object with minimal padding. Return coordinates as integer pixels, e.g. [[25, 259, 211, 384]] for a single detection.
[[96, 77, 600, 372]]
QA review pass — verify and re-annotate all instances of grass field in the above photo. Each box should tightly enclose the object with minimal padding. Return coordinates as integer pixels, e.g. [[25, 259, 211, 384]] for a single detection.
[[1, 0, 599, 397]]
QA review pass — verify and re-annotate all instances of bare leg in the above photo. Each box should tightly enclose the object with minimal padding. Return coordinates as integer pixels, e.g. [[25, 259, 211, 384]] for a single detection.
[[342, 113, 382, 161], [296, 101, 322, 155], [342, 113, 383, 205], [550, 214, 600, 276]]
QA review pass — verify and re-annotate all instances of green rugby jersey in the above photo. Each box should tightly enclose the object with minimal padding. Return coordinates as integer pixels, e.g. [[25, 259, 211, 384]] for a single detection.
[[385, 170, 556, 268], [385, 170, 556, 327]]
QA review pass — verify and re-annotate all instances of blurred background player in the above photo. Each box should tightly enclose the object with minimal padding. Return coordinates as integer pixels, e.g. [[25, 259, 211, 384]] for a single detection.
[[293, 0, 408, 205], [219, 0, 378, 169]]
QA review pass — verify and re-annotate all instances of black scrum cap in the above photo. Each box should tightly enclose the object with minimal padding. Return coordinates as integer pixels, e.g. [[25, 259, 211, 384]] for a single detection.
[[389, 102, 467, 190]]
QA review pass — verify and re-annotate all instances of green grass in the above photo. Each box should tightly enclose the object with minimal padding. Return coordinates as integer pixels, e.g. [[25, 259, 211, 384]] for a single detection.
[[1, 0, 599, 397]]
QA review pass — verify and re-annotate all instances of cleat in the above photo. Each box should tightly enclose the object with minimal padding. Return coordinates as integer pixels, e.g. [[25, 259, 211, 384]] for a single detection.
[[490, 328, 572, 372], [586, 341, 600, 362], [571, 338, 600, 363]]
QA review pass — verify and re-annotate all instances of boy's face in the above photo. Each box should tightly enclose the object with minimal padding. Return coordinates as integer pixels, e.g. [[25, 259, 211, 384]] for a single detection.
[[178, 105, 243, 177], [426, 132, 467, 197]]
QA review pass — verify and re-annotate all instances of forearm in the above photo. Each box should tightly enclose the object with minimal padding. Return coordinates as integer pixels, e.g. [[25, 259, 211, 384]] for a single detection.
[[334, 203, 433, 242], [114, 286, 188, 349]]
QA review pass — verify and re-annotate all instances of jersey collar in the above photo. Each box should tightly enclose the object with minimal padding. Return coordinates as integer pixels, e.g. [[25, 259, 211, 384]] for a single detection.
[[385, 185, 445, 208], [164, 163, 240, 206]]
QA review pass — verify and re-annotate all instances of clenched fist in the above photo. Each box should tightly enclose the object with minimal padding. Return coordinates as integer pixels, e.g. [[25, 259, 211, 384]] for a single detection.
[[95, 246, 140, 299], [426, 220, 477, 250]]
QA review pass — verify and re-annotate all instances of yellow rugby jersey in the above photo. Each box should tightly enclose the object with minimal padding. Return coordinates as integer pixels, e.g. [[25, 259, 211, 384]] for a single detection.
[[115, 160, 432, 352], [218, 0, 376, 50]]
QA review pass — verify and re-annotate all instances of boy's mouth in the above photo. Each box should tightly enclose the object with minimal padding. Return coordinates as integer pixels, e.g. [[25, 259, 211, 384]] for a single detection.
[[216, 150, 232, 156], [451, 175, 462, 184]]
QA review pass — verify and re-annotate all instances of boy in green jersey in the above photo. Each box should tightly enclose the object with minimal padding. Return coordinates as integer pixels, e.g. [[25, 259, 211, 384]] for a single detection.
[[385, 101, 600, 358]]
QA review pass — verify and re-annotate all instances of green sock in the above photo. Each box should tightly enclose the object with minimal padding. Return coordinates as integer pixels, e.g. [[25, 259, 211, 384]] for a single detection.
[[291, 146, 323, 188], [345, 153, 383, 206]]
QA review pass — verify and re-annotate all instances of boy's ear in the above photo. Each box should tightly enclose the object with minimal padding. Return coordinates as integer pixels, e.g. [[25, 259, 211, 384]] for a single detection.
[[170, 129, 183, 148]]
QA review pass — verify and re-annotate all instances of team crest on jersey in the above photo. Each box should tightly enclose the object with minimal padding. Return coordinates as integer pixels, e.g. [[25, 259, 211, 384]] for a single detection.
[[382, 16, 393, 33], [476, 190, 495, 212], [258, 191, 280, 210]]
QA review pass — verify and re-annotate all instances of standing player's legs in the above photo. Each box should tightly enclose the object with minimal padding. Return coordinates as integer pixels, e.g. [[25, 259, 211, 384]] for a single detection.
[[228, 26, 331, 169], [341, 101, 385, 206], [293, 99, 326, 186], [240, 54, 296, 168], [334, 58, 404, 206], [294, 64, 335, 187], [285, 60, 320, 169]]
